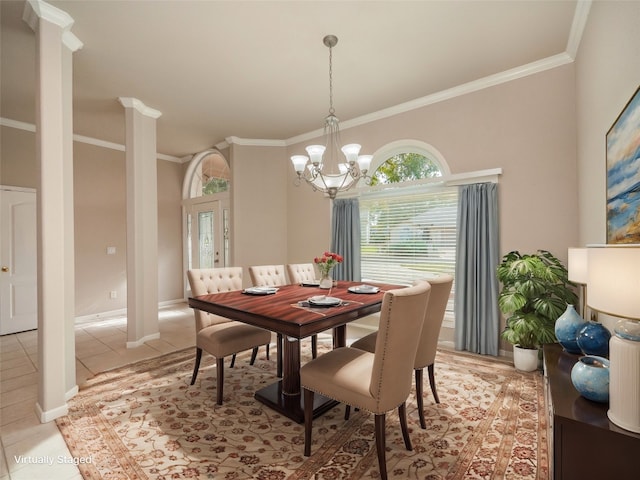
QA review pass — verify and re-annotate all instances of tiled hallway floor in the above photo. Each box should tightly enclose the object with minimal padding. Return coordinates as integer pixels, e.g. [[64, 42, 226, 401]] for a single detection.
[[1, 304, 372, 479], [0, 304, 196, 480]]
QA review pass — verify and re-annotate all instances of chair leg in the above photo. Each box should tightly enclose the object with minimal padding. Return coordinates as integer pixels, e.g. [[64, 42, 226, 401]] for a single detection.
[[250, 346, 259, 365], [277, 333, 283, 378], [265, 343, 270, 360], [311, 334, 318, 359], [344, 405, 351, 420], [230, 353, 236, 368], [304, 388, 314, 456], [398, 401, 412, 451], [190, 347, 203, 385], [374, 414, 388, 480], [415, 368, 426, 429], [216, 357, 224, 405], [427, 363, 440, 404]]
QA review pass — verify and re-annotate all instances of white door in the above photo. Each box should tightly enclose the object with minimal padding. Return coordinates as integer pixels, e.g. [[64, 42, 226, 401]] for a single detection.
[[0, 188, 37, 335], [187, 200, 226, 270]]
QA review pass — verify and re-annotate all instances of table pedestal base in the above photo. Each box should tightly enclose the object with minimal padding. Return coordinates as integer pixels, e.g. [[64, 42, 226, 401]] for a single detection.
[[255, 381, 338, 424]]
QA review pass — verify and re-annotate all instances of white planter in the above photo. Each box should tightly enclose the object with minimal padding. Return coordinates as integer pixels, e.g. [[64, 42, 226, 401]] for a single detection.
[[513, 345, 540, 372]]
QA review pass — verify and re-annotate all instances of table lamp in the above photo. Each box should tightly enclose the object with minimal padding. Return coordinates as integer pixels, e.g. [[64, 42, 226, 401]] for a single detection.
[[587, 245, 640, 433], [568, 247, 588, 319]]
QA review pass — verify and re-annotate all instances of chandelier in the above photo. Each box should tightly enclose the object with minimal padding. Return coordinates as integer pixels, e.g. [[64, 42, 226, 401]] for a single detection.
[[291, 35, 372, 199]]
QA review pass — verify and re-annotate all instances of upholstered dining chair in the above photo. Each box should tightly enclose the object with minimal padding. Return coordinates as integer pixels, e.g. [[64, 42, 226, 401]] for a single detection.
[[350, 274, 453, 429], [187, 267, 272, 405], [249, 265, 290, 378], [301, 282, 431, 480], [286, 263, 320, 359]]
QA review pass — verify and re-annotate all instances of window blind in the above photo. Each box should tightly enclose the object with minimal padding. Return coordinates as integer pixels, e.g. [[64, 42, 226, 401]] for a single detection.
[[359, 186, 458, 289]]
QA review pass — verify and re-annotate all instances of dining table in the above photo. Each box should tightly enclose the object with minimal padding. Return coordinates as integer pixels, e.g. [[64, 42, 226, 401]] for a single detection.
[[188, 280, 402, 423]]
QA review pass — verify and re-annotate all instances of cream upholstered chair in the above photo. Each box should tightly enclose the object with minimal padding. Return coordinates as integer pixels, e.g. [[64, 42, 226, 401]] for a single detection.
[[249, 265, 290, 378], [350, 275, 453, 429], [187, 267, 272, 405], [301, 282, 431, 480], [286, 263, 320, 359], [286, 263, 316, 284]]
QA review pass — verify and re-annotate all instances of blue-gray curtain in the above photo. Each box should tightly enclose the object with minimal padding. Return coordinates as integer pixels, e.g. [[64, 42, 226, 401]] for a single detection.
[[330, 198, 361, 281], [454, 183, 500, 355]]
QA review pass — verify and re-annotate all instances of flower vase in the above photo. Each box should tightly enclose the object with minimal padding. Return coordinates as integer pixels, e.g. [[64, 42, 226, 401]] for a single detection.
[[319, 274, 333, 289], [555, 304, 586, 354], [571, 355, 610, 403], [577, 321, 611, 357]]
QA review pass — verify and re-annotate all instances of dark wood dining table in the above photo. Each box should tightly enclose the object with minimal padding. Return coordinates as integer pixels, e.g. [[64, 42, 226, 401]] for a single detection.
[[188, 280, 401, 423]]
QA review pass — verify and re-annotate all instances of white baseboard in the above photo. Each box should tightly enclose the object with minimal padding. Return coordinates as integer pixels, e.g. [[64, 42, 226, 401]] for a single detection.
[[126, 332, 161, 349], [36, 401, 68, 424], [74, 299, 186, 325]]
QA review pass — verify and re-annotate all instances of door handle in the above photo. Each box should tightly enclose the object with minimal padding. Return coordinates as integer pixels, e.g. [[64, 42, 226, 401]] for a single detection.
[[1, 266, 8, 272]]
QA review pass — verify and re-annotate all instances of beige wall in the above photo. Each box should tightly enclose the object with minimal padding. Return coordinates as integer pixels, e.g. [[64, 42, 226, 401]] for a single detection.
[[1, 126, 37, 188], [1, 130, 185, 317], [575, 0, 640, 245], [287, 64, 579, 266], [229, 142, 289, 287], [2, 1, 637, 334]]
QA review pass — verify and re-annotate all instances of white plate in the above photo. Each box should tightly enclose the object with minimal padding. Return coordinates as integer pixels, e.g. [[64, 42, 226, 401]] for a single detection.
[[348, 285, 380, 294], [308, 295, 342, 306], [243, 287, 278, 295]]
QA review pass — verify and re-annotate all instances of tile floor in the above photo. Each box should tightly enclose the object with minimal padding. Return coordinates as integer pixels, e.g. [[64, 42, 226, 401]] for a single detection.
[[0, 304, 373, 479], [0, 304, 197, 480]]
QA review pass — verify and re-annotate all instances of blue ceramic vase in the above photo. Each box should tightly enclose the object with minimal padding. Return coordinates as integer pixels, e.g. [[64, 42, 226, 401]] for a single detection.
[[570, 355, 610, 403], [576, 321, 611, 357], [555, 304, 586, 354]]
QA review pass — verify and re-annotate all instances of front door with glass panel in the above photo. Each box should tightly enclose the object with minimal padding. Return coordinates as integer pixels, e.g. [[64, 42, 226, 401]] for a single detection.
[[188, 201, 227, 270]]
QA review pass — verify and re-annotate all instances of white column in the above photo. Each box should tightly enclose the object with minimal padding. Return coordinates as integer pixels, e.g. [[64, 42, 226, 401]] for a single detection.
[[118, 97, 162, 347], [23, 0, 82, 422]]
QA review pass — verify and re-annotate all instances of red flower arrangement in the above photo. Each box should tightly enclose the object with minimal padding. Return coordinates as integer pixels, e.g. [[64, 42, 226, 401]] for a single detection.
[[314, 251, 343, 277]]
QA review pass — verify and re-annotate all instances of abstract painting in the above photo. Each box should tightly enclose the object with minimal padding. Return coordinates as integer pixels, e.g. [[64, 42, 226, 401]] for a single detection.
[[606, 86, 640, 244]]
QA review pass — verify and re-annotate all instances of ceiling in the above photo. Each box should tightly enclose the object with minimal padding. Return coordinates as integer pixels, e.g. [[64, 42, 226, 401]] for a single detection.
[[1, 0, 582, 160]]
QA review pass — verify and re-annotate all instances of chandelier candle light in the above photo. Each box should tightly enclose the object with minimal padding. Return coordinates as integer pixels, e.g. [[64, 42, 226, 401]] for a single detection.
[[291, 35, 372, 199]]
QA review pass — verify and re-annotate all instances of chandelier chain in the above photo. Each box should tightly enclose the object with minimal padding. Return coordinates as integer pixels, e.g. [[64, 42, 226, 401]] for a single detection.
[[328, 43, 334, 116]]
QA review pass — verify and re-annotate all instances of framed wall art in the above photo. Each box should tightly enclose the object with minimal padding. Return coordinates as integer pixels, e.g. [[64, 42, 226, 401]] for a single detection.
[[606, 85, 640, 244]]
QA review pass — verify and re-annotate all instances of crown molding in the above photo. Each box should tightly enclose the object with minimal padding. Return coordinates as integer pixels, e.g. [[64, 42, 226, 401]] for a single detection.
[[286, 52, 574, 146], [1, 117, 181, 163], [225, 136, 287, 147], [566, 0, 592, 60]]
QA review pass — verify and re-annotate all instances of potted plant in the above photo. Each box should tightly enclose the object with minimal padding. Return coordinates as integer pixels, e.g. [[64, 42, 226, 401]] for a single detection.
[[497, 250, 578, 371]]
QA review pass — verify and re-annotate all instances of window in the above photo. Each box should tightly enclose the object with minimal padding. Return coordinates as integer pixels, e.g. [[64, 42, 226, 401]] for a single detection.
[[359, 148, 457, 325]]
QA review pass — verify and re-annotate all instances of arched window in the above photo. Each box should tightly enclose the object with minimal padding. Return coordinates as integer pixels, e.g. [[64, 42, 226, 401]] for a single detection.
[[182, 150, 231, 292], [185, 150, 230, 198], [370, 152, 442, 185], [359, 141, 457, 325]]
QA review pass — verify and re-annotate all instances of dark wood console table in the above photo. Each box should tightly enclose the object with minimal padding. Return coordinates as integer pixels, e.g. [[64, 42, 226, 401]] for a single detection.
[[543, 343, 640, 480]]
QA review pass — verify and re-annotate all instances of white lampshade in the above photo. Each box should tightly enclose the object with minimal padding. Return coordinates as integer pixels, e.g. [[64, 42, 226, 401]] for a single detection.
[[587, 245, 640, 320], [305, 145, 325, 165], [357, 155, 373, 173], [587, 245, 640, 434], [568, 247, 588, 284], [290, 155, 308, 173], [310, 172, 351, 190], [340, 143, 361, 164]]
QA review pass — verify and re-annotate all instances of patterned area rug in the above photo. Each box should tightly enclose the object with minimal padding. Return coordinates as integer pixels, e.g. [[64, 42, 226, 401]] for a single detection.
[[57, 342, 548, 479]]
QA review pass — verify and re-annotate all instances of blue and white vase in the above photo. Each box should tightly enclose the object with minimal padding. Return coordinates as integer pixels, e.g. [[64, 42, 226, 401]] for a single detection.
[[555, 304, 586, 354], [576, 321, 611, 357], [571, 355, 610, 403]]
